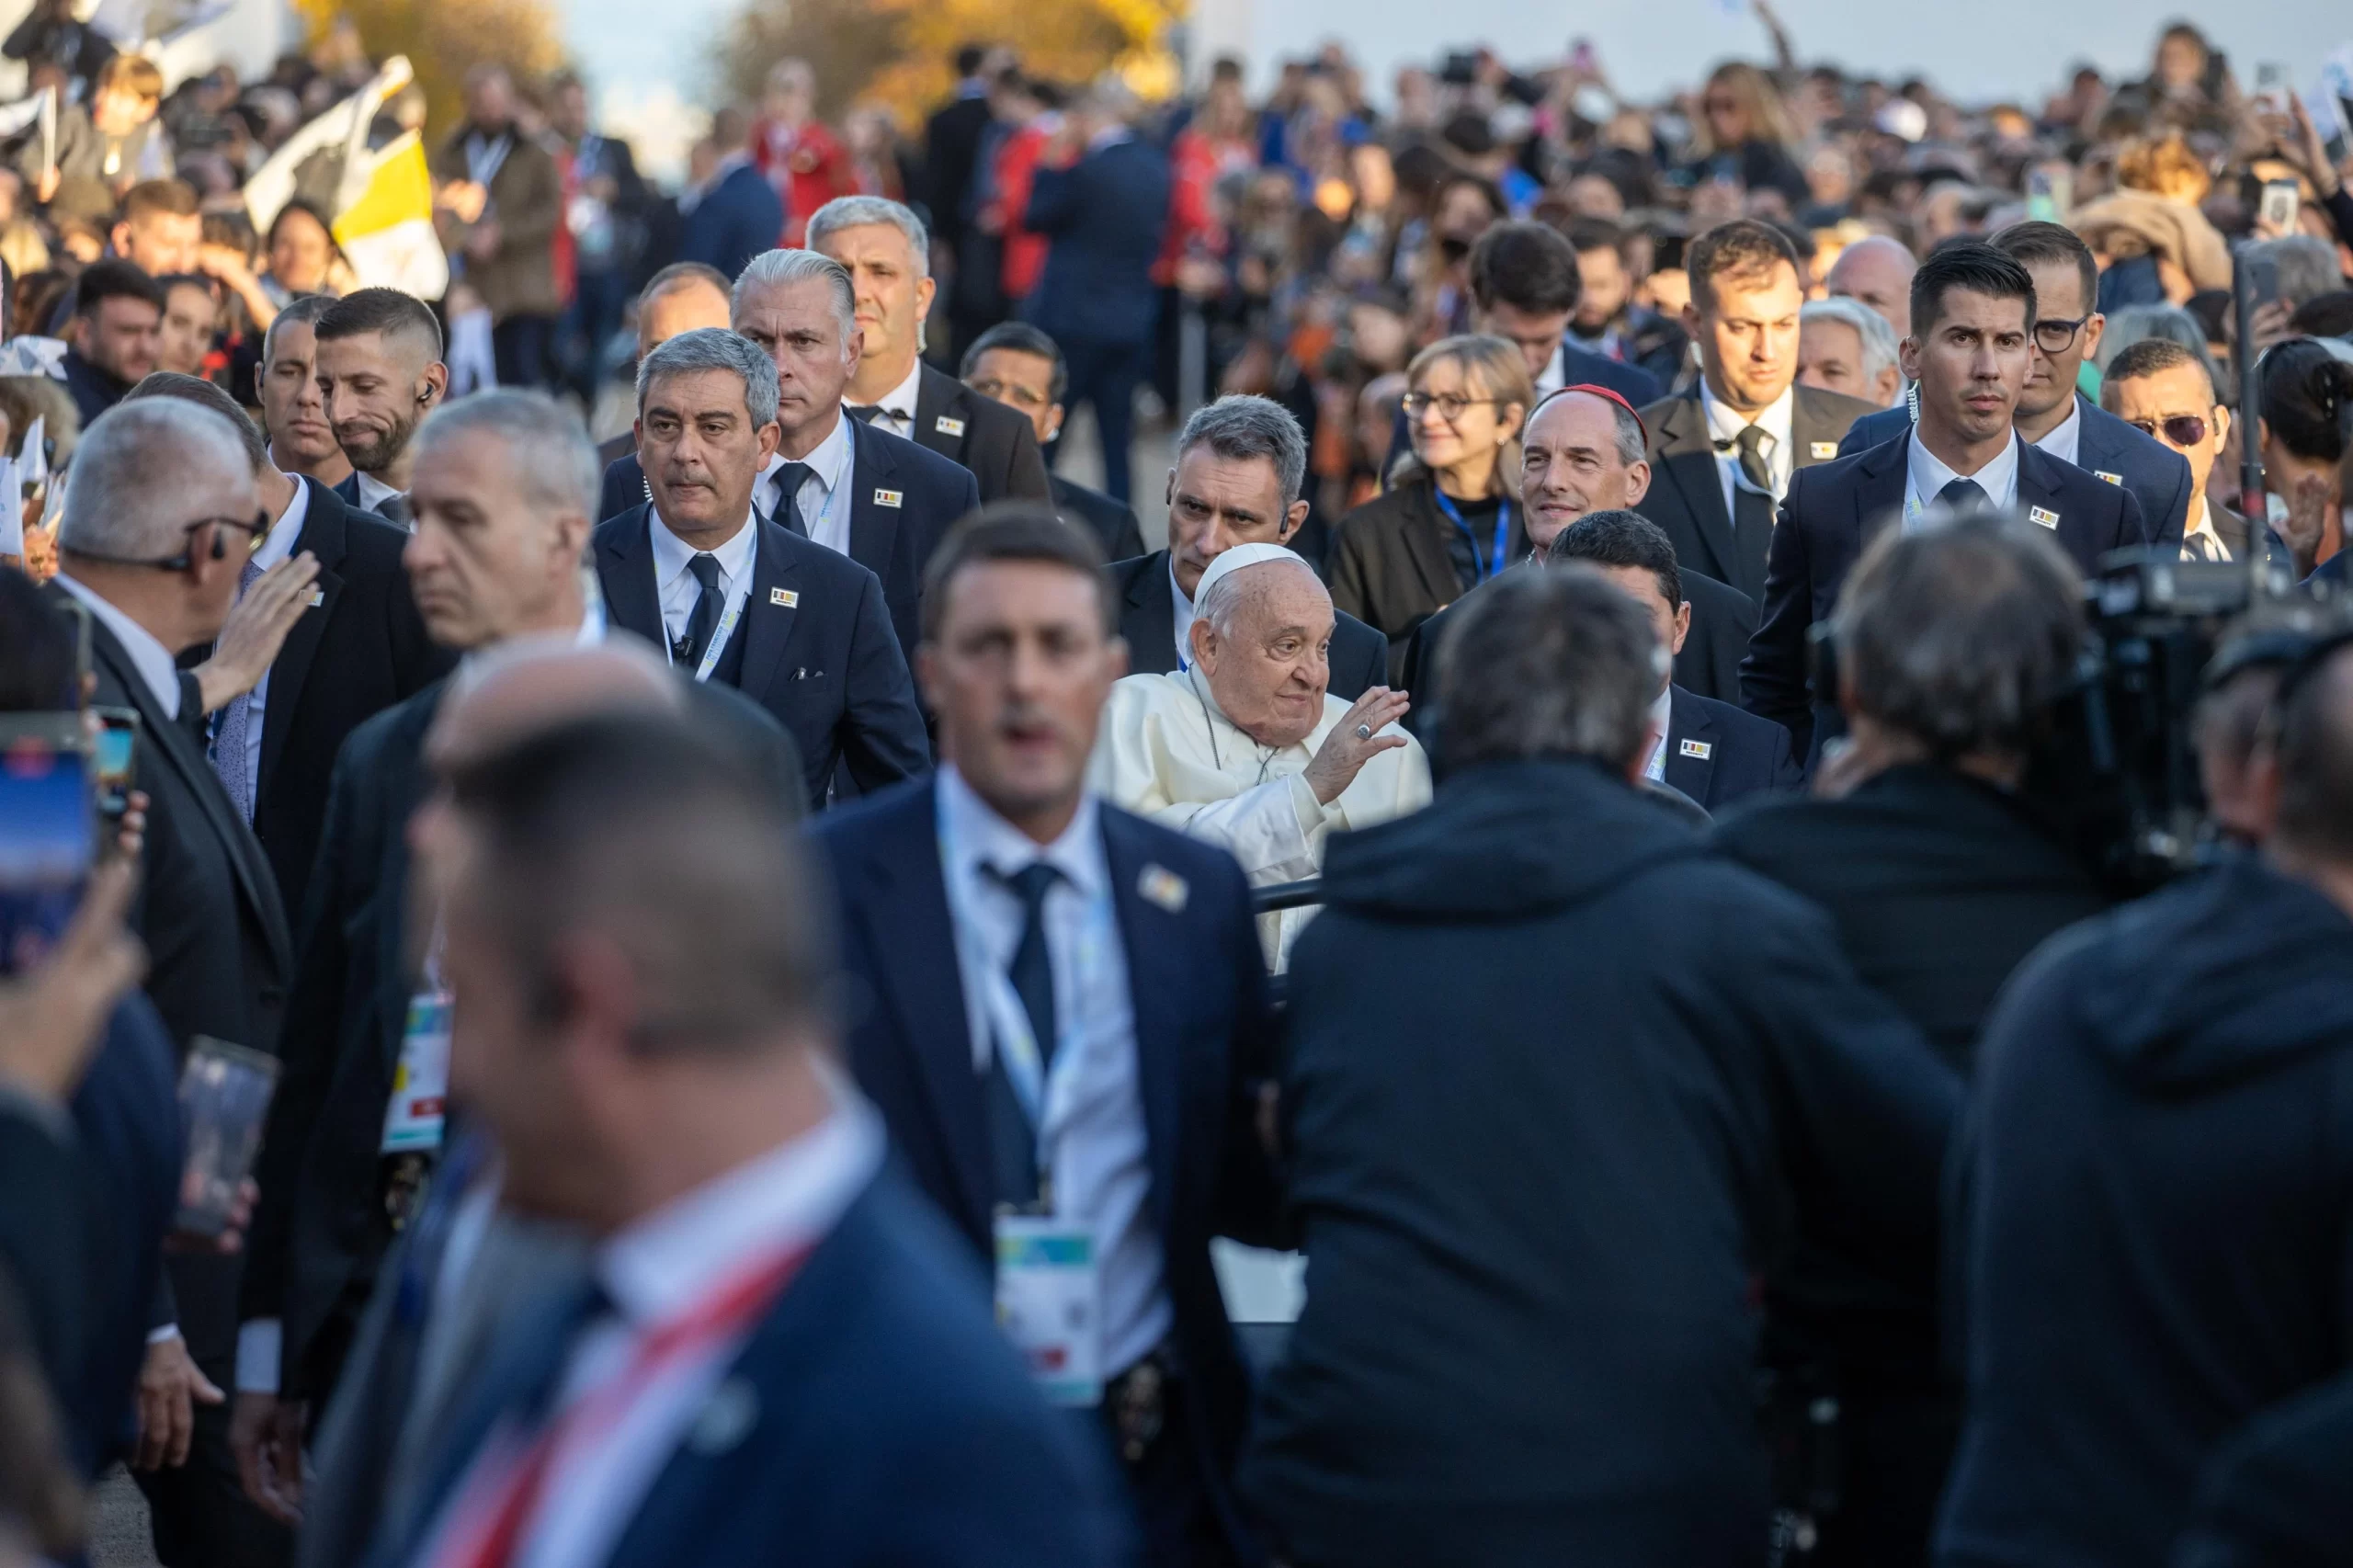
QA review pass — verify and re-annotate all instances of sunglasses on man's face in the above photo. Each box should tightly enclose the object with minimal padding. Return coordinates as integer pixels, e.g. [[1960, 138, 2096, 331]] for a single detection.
[[2123, 414, 2210, 448]]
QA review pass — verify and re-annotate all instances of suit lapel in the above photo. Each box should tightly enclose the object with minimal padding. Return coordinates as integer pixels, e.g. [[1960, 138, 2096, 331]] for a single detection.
[[911, 364, 969, 469], [1124, 553, 1181, 675], [256, 479, 346, 802], [1661, 686, 1716, 806], [860, 783, 993, 1232], [85, 610, 288, 967], [844, 420, 901, 585], [2016, 443, 2095, 564], [1852, 432, 1909, 560], [733, 517, 801, 701], [595, 505, 666, 648], [1790, 388, 1855, 473], [1656, 397, 1740, 582], [1097, 813, 1184, 1237]]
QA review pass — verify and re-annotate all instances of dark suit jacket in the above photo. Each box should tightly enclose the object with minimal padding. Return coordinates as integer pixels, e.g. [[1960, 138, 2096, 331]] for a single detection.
[[1108, 549, 1388, 701], [600, 419, 980, 665], [910, 361, 1052, 504], [0, 1108, 97, 1400], [243, 480, 452, 923], [596, 430, 632, 471], [813, 778, 1281, 1556], [676, 160, 785, 281], [1742, 433, 2149, 761], [1051, 472, 1145, 562], [1400, 564, 1756, 715], [367, 1171, 1134, 1568], [594, 505, 931, 804], [1328, 477, 1530, 685], [63, 588, 293, 1371], [922, 91, 995, 253], [1840, 393, 2193, 548], [1663, 685, 1802, 812], [1636, 385, 1880, 601], [1024, 137, 1171, 348], [243, 672, 806, 1400], [1556, 341, 1662, 408]]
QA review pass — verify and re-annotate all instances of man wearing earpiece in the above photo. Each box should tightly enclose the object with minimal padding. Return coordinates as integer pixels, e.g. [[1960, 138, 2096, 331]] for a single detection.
[[313, 289, 451, 528]]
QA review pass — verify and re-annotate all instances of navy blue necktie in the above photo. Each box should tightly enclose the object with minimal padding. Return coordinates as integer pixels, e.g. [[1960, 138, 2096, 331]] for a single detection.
[[680, 553, 722, 666], [769, 462, 813, 536], [1937, 477, 1988, 514], [982, 861, 1063, 1210]]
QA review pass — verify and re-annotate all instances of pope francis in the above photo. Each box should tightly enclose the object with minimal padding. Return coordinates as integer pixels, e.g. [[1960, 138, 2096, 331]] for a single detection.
[[1088, 543, 1431, 965]]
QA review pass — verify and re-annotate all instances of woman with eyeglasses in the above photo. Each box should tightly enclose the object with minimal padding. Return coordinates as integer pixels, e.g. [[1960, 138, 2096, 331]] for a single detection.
[[1328, 334, 1531, 685], [2260, 338, 2353, 585]]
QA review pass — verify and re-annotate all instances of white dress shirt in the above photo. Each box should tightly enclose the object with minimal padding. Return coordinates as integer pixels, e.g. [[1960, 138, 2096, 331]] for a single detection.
[[217, 480, 311, 811], [423, 1090, 883, 1568], [352, 470, 404, 518], [852, 359, 924, 442], [647, 506, 756, 669], [1903, 427, 2022, 527], [2181, 494, 2231, 562], [934, 764, 1171, 1377], [762, 411, 856, 557], [1641, 682, 1675, 783], [1168, 557, 1198, 671], [1536, 342, 1567, 398], [1703, 381, 1796, 519], [54, 574, 179, 719], [2032, 396, 2083, 467]]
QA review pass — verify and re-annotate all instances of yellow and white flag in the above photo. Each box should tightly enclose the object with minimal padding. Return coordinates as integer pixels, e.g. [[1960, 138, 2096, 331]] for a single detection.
[[332, 131, 449, 300]]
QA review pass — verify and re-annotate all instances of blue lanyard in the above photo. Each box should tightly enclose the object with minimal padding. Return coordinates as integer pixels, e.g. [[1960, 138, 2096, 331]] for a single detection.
[[1432, 489, 1511, 582]]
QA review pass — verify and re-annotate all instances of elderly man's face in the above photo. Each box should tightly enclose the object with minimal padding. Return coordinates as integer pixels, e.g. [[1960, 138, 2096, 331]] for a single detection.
[[635, 279, 731, 362], [920, 560, 1125, 828], [1191, 563, 1333, 749], [1520, 392, 1651, 551], [1826, 237, 1915, 340], [1165, 449, 1302, 598], [813, 222, 936, 381], [637, 368, 779, 533], [405, 428, 586, 650], [1798, 316, 1898, 407], [733, 277, 861, 446]]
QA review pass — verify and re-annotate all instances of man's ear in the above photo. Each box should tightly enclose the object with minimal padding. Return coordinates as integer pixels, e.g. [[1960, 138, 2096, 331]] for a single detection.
[[1187, 615, 1218, 671], [1279, 499, 1310, 540], [420, 360, 451, 408], [1044, 403, 1065, 444], [1623, 459, 1653, 507], [1898, 335, 1922, 385]]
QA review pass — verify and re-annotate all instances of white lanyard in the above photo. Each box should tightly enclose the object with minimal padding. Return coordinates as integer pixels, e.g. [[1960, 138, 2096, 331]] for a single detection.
[[687, 587, 746, 683]]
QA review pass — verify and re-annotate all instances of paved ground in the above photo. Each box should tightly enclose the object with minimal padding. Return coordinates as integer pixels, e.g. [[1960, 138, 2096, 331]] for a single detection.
[[91, 1469, 155, 1567]]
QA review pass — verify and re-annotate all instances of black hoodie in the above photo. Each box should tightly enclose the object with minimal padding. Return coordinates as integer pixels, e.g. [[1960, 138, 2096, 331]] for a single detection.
[[1939, 858, 2353, 1568], [1240, 759, 1959, 1568]]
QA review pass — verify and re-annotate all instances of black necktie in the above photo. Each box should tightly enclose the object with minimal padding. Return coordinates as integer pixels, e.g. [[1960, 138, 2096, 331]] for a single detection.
[[680, 552, 723, 665], [769, 462, 813, 536], [847, 403, 911, 427], [1937, 477, 1988, 515], [374, 493, 412, 528], [983, 860, 1063, 1210], [1733, 424, 1773, 495]]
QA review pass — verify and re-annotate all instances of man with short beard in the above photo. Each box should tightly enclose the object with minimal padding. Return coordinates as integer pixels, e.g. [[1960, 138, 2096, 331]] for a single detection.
[[314, 288, 450, 526]]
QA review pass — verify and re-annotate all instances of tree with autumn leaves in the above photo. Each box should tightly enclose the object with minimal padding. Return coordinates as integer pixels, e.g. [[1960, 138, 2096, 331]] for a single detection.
[[290, 0, 566, 135]]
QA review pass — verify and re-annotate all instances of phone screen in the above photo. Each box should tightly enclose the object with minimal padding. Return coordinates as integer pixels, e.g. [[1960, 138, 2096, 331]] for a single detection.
[[0, 737, 94, 974], [176, 1037, 281, 1236], [92, 707, 137, 822]]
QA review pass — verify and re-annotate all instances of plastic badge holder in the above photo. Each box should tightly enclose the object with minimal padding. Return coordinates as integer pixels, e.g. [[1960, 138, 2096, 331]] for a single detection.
[[176, 1037, 280, 1237]]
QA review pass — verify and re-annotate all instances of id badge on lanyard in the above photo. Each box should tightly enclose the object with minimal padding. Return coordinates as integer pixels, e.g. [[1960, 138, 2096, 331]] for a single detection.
[[951, 844, 1108, 1407], [382, 989, 450, 1153], [683, 590, 747, 683], [1433, 491, 1511, 582]]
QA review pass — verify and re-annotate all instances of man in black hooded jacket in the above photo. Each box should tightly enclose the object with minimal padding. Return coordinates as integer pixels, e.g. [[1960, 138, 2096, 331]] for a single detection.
[[1240, 566, 1960, 1568], [1937, 631, 2353, 1568]]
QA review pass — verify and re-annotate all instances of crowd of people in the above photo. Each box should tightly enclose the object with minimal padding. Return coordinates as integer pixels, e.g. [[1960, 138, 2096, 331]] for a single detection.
[[2, 10, 2353, 1568]]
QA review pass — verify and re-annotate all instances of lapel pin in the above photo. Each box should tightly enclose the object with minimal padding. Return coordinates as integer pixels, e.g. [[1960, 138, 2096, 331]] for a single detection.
[[873, 488, 904, 508], [305, 588, 324, 608], [934, 415, 966, 437], [1809, 441, 1838, 460], [2094, 471, 2122, 485], [2029, 506, 2061, 528], [1139, 864, 1189, 913], [769, 587, 799, 608], [1679, 738, 1712, 759]]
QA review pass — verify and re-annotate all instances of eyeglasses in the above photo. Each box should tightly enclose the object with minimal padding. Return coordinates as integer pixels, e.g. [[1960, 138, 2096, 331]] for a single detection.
[[2123, 413, 2211, 448], [150, 513, 269, 572], [2032, 315, 2091, 354], [1401, 392, 1504, 423]]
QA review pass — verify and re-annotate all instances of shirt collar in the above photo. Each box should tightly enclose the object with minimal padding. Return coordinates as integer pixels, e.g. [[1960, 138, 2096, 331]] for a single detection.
[[1701, 381, 1795, 450], [54, 574, 180, 719], [935, 763, 1107, 905], [1643, 682, 1674, 778], [872, 359, 924, 422], [353, 470, 403, 513], [1168, 555, 1195, 622], [1906, 426, 2020, 509], [2031, 395, 2083, 465], [596, 1079, 882, 1327], [767, 410, 854, 496], [647, 506, 757, 590], [251, 475, 310, 574]]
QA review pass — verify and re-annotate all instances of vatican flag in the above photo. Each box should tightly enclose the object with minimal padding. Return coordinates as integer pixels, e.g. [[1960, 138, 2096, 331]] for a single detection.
[[332, 131, 450, 301]]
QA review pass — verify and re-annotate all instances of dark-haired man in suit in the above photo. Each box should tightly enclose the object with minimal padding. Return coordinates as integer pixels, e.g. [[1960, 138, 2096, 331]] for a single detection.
[[1838, 221, 2191, 549], [815, 508, 1282, 1566], [315, 287, 450, 526], [1636, 219, 1879, 606], [961, 319, 1147, 561], [123, 372, 453, 926], [593, 327, 928, 806], [1744, 242, 2148, 763], [808, 195, 1052, 506]]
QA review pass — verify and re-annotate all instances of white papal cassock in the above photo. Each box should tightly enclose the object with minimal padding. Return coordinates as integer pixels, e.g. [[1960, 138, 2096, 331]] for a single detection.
[[1086, 665, 1432, 967]]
